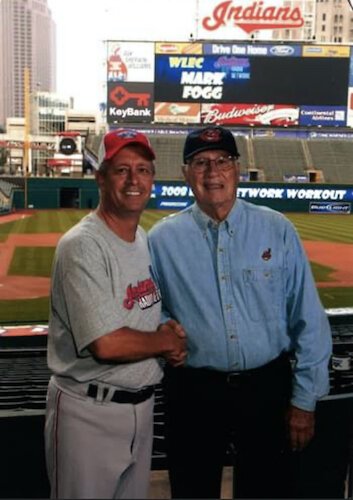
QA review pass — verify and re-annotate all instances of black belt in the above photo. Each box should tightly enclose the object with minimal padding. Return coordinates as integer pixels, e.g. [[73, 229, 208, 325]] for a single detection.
[[224, 352, 291, 386], [165, 352, 291, 388], [87, 383, 154, 404]]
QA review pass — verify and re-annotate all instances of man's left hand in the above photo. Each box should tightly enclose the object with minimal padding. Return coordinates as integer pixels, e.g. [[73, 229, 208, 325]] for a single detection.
[[286, 404, 315, 452]]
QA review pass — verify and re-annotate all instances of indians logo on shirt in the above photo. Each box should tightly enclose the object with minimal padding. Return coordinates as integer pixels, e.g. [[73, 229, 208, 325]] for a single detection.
[[123, 278, 161, 310]]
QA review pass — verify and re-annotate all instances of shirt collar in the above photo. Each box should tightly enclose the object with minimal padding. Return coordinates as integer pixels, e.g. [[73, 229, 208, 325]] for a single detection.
[[191, 199, 242, 236]]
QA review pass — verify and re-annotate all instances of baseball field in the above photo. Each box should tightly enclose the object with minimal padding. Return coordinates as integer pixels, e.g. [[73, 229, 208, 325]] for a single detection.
[[0, 209, 352, 324]]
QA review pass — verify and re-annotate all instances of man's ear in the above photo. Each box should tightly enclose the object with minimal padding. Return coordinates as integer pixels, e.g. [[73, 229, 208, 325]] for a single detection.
[[95, 170, 104, 189], [182, 164, 189, 183]]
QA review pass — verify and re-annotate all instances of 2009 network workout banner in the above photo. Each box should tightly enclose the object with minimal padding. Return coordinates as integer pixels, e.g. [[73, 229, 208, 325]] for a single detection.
[[150, 181, 353, 211], [106, 41, 353, 127]]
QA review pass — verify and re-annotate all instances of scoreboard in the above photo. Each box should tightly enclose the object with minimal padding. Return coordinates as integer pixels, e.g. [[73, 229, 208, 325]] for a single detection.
[[106, 41, 352, 127]]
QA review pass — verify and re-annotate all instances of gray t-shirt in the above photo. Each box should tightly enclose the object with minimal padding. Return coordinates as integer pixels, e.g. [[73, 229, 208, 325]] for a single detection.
[[47, 212, 163, 390]]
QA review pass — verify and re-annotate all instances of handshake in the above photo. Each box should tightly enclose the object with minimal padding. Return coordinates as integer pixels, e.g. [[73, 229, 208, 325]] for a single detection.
[[158, 319, 187, 367]]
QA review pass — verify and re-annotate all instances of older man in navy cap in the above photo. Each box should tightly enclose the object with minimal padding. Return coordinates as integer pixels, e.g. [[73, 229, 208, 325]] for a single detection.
[[45, 128, 186, 499], [148, 125, 332, 499]]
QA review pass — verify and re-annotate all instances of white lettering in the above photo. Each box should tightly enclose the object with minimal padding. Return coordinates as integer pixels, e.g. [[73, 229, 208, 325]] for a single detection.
[[180, 71, 226, 85], [182, 85, 223, 99], [287, 189, 346, 200], [109, 107, 151, 117]]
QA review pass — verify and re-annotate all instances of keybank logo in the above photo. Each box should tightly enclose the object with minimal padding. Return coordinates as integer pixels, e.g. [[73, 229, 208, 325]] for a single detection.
[[270, 46, 295, 56]]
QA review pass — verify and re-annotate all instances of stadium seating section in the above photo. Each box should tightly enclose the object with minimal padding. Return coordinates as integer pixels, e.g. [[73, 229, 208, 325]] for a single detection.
[[306, 139, 353, 184], [2, 133, 353, 183], [83, 132, 353, 183]]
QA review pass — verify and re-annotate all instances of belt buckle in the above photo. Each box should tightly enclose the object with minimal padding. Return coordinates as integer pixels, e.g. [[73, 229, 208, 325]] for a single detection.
[[226, 372, 242, 386]]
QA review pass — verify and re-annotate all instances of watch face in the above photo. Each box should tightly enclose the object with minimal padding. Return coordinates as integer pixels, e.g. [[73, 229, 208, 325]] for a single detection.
[[59, 137, 77, 155]]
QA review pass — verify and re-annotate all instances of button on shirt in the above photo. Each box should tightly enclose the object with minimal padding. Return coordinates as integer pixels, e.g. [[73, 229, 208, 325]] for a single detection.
[[148, 199, 332, 411]]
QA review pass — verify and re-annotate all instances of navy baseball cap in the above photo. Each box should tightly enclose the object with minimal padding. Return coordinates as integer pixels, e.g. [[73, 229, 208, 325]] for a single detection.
[[183, 126, 239, 163]]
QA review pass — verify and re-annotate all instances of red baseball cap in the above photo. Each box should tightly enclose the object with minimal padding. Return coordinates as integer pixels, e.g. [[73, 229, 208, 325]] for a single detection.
[[99, 128, 155, 163]]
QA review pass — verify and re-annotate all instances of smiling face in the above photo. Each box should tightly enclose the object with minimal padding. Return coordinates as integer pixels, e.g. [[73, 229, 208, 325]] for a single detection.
[[183, 149, 239, 222], [96, 144, 155, 219]]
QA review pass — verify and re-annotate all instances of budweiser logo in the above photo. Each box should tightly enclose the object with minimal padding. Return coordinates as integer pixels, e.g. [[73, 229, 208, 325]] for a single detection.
[[202, 0, 304, 34], [203, 104, 275, 123], [202, 104, 299, 126]]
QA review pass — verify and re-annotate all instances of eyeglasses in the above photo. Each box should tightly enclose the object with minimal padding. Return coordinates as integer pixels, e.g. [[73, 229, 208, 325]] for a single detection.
[[187, 155, 237, 173]]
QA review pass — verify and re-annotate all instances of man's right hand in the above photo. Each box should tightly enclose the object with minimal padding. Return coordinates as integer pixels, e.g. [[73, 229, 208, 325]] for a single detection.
[[158, 320, 187, 367]]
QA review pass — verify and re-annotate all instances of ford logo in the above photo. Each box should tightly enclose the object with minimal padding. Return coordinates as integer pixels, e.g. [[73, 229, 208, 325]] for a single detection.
[[270, 45, 295, 56]]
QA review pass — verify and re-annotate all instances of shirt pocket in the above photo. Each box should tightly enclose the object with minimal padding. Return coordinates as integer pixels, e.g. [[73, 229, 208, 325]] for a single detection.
[[242, 267, 284, 322]]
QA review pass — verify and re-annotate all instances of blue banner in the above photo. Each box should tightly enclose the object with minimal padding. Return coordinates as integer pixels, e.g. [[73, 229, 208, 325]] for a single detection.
[[152, 182, 353, 203], [203, 43, 302, 57], [300, 106, 347, 126]]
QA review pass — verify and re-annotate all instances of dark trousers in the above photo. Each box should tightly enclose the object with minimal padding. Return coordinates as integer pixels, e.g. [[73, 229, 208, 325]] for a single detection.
[[289, 398, 353, 498], [162, 354, 292, 499]]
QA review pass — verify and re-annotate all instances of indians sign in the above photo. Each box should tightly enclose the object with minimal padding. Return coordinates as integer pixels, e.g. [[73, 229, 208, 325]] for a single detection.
[[198, 0, 305, 38]]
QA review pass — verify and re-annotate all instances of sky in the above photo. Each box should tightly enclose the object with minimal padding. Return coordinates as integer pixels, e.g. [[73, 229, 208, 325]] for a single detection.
[[47, 0, 195, 112]]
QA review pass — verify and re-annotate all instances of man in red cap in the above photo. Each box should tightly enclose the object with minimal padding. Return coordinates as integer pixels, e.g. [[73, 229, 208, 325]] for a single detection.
[[45, 128, 186, 499]]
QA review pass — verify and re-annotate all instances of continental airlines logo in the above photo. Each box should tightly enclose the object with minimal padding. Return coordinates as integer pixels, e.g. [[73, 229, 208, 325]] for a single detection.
[[202, 1, 304, 34]]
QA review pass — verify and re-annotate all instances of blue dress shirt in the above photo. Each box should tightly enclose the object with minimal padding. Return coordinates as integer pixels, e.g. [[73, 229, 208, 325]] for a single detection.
[[148, 199, 332, 411]]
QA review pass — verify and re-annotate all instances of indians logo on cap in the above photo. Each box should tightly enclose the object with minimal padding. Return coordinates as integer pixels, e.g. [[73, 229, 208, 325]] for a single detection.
[[114, 129, 140, 139], [199, 128, 223, 143]]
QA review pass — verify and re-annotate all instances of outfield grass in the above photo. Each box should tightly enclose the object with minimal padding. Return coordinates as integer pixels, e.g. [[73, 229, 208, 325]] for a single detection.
[[285, 213, 353, 244], [310, 262, 336, 283], [0, 210, 89, 242], [0, 209, 352, 323], [1, 298, 50, 323], [9, 247, 56, 277]]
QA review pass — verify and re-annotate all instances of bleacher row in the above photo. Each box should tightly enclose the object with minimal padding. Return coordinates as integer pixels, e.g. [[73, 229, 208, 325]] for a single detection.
[[1, 134, 352, 186], [86, 133, 353, 183]]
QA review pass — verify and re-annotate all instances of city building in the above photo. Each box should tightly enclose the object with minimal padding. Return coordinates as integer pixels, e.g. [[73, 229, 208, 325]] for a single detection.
[[272, 0, 316, 41], [0, 0, 56, 128], [31, 91, 73, 135], [315, 0, 353, 44], [270, 0, 353, 43]]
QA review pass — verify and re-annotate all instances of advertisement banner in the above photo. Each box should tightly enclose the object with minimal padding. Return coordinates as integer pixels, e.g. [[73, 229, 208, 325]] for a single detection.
[[149, 182, 353, 211], [107, 82, 154, 123], [107, 42, 155, 82], [105, 39, 351, 127], [154, 53, 349, 106], [283, 174, 309, 183], [154, 102, 201, 123], [299, 106, 347, 127], [155, 54, 233, 102], [155, 42, 203, 55], [197, 0, 305, 40], [237, 187, 352, 201], [204, 43, 302, 57], [302, 45, 350, 58], [201, 103, 299, 126], [309, 202, 351, 214]]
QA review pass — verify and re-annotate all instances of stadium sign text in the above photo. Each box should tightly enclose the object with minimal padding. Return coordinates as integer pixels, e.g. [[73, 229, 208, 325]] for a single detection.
[[237, 188, 348, 201], [202, 1, 305, 34], [309, 202, 351, 214], [202, 103, 299, 126], [109, 107, 151, 118]]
